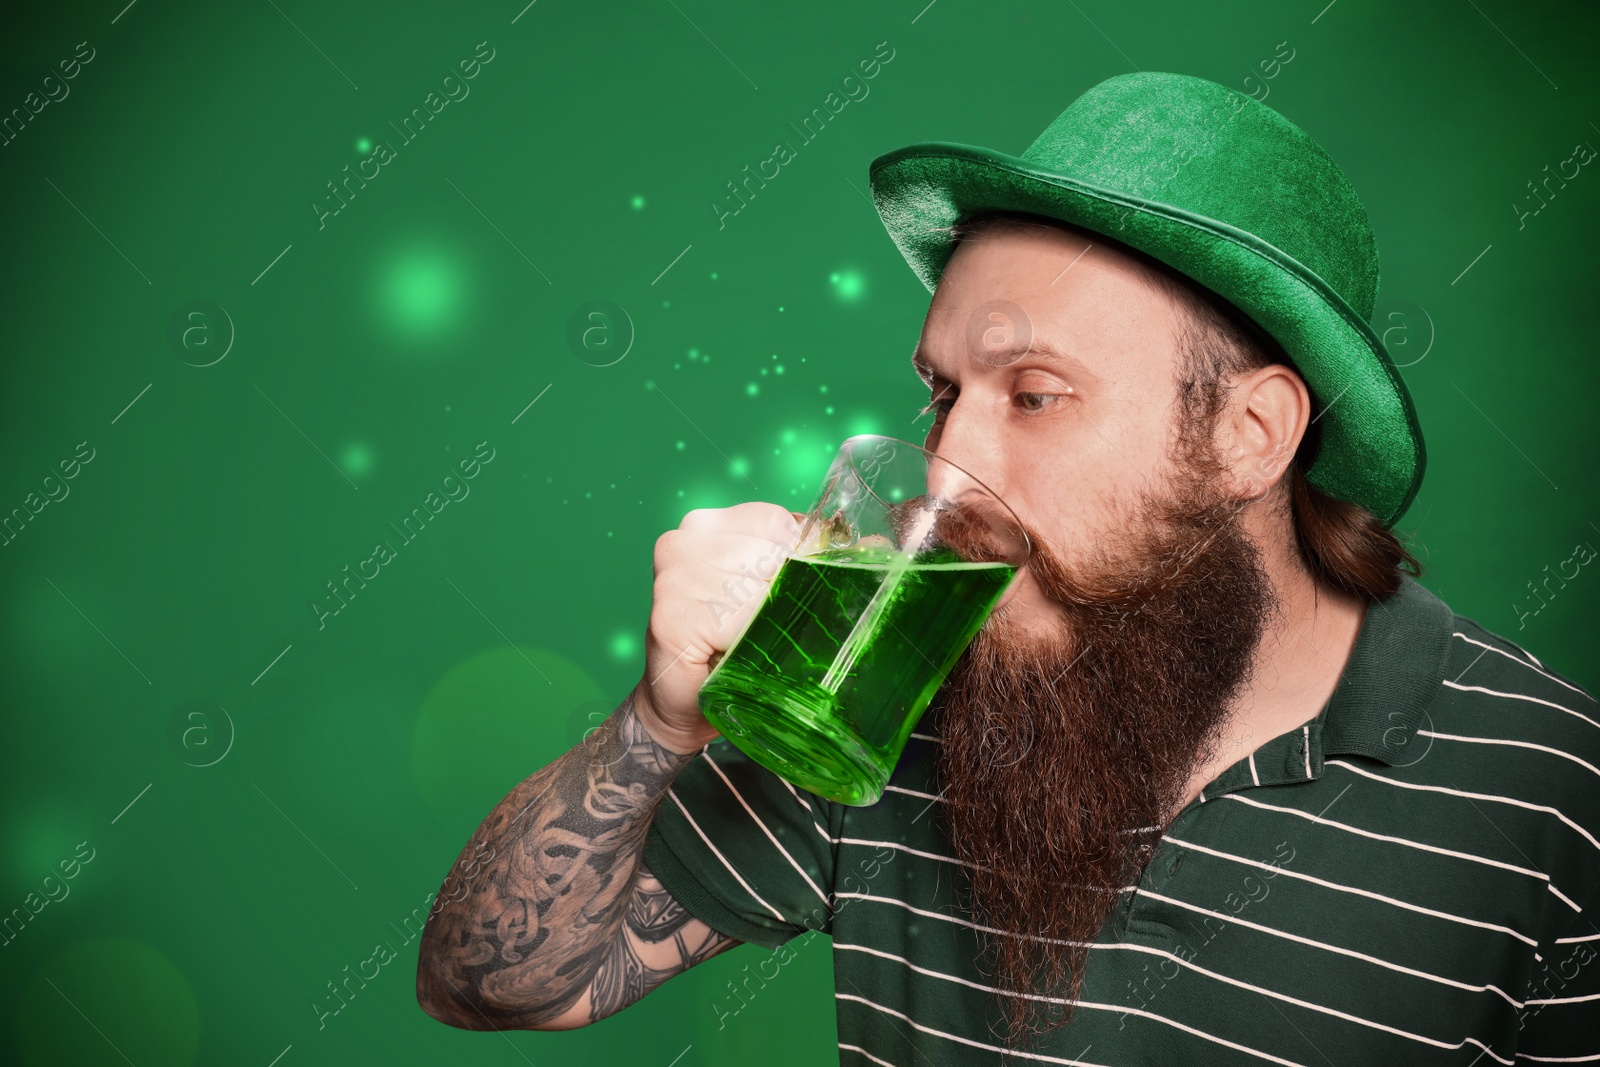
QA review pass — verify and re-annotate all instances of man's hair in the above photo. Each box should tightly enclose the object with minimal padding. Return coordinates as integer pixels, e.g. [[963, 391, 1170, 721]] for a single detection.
[[948, 210, 1422, 603]]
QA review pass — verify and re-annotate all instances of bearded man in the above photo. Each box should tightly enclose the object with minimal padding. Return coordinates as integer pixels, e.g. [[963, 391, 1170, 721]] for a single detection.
[[417, 72, 1600, 1065]]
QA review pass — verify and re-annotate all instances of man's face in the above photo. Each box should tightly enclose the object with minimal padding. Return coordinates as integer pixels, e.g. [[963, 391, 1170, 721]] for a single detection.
[[916, 219, 1280, 1051], [914, 219, 1193, 644]]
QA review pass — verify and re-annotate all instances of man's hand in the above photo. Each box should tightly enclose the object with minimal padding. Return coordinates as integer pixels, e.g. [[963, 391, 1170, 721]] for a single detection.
[[631, 502, 803, 754]]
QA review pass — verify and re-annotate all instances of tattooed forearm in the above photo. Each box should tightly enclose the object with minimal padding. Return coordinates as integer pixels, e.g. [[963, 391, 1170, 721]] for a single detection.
[[416, 691, 723, 1030], [587, 860, 740, 1023]]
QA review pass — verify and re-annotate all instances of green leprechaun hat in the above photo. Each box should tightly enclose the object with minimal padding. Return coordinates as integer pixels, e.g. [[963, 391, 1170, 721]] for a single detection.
[[868, 71, 1425, 528]]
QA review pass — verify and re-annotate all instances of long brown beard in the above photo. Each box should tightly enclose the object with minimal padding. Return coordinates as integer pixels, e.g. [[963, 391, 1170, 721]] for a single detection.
[[926, 444, 1281, 1055]]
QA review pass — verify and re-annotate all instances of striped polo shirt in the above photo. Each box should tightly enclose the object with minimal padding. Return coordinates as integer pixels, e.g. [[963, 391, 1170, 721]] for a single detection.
[[642, 574, 1600, 1064]]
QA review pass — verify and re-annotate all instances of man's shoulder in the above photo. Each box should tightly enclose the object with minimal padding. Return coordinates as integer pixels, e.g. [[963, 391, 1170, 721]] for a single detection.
[[1423, 607, 1600, 791], [1408, 608, 1600, 919], [1440, 610, 1596, 709]]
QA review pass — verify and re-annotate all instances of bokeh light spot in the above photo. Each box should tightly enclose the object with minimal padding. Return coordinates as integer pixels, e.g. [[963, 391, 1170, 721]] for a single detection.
[[778, 430, 830, 488], [829, 270, 865, 301], [374, 239, 467, 343], [341, 441, 373, 478]]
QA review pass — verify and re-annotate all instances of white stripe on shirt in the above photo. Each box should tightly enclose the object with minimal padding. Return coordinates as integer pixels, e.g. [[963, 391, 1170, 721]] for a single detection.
[[1325, 759, 1600, 854], [835, 942, 1316, 1067], [1548, 883, 1583, 912], [700, 749, 830, 907], [1451, 632, 1586, 696], [1134, 888, 1525, 1007], [778, 778, 834, 843], [836, 836, 985, 871], [836, 939, 1515, 1063], [1443, 679, 1600, 732], [665, 789, 790, 925], [838, 1042, 899, 1067], [1217, 793, 1550, 880], [834, 890, 1081, 945], [834, 993, 1110, 1066], [883, 784, 943, 803], [1417, 730, 1600, 781], [832, 836, 1142, 896], [1524, 990, 1600, 1006], [836, 888, 1525, 1009], [1162, 833, 1539, 947]]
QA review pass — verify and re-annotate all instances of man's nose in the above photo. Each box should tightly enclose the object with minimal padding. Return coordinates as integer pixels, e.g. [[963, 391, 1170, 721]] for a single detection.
[[926, 400, 1006, 505]]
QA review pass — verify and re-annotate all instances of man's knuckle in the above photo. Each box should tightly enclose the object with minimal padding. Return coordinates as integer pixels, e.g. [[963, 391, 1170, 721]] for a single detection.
[[680, 507, 723, 531]]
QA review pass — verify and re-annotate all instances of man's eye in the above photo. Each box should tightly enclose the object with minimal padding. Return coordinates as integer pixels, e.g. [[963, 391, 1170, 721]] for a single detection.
[[1016, 392, 1062, 413], [918, 389, 955, 419]]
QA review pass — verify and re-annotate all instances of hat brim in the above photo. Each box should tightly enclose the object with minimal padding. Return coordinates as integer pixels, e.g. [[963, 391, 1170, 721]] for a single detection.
[[868, 142, 1425, 529]]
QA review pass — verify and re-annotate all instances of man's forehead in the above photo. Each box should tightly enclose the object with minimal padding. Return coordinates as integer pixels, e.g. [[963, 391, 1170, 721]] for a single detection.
[[916, 232, 1183, 385]]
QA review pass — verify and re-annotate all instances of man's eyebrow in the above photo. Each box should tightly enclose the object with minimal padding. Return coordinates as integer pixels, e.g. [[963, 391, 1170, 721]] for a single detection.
[[911, 339, 1099, 383]]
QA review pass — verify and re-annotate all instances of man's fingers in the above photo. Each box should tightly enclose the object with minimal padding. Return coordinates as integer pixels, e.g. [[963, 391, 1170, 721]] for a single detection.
[[680, 501, 799, 542], [659, 529, 794, 582]]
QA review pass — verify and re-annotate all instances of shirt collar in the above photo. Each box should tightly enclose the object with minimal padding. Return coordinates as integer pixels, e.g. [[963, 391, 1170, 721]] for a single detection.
[[1314, 572, 1454, 766], [1194, 573, 1454, 801]]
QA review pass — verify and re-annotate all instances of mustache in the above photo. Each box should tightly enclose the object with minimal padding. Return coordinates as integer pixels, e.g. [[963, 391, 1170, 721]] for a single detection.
[[883, 493, 1030, 565]]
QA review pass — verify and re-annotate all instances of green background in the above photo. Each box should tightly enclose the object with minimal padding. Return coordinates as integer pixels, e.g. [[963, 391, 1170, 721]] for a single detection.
[[1, 1, 1595, 1064]]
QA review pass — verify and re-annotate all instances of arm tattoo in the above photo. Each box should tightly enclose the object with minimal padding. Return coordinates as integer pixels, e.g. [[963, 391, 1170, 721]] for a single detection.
[[416, 692, 732, 1029], [587, 860, 740, 1023]]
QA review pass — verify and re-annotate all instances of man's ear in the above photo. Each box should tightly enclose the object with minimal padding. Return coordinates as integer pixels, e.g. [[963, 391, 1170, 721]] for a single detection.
[[1220, 365, 1310, 502]]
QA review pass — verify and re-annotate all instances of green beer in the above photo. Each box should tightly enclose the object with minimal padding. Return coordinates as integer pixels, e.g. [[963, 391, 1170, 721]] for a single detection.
[[699, 542, 1016, 805]]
